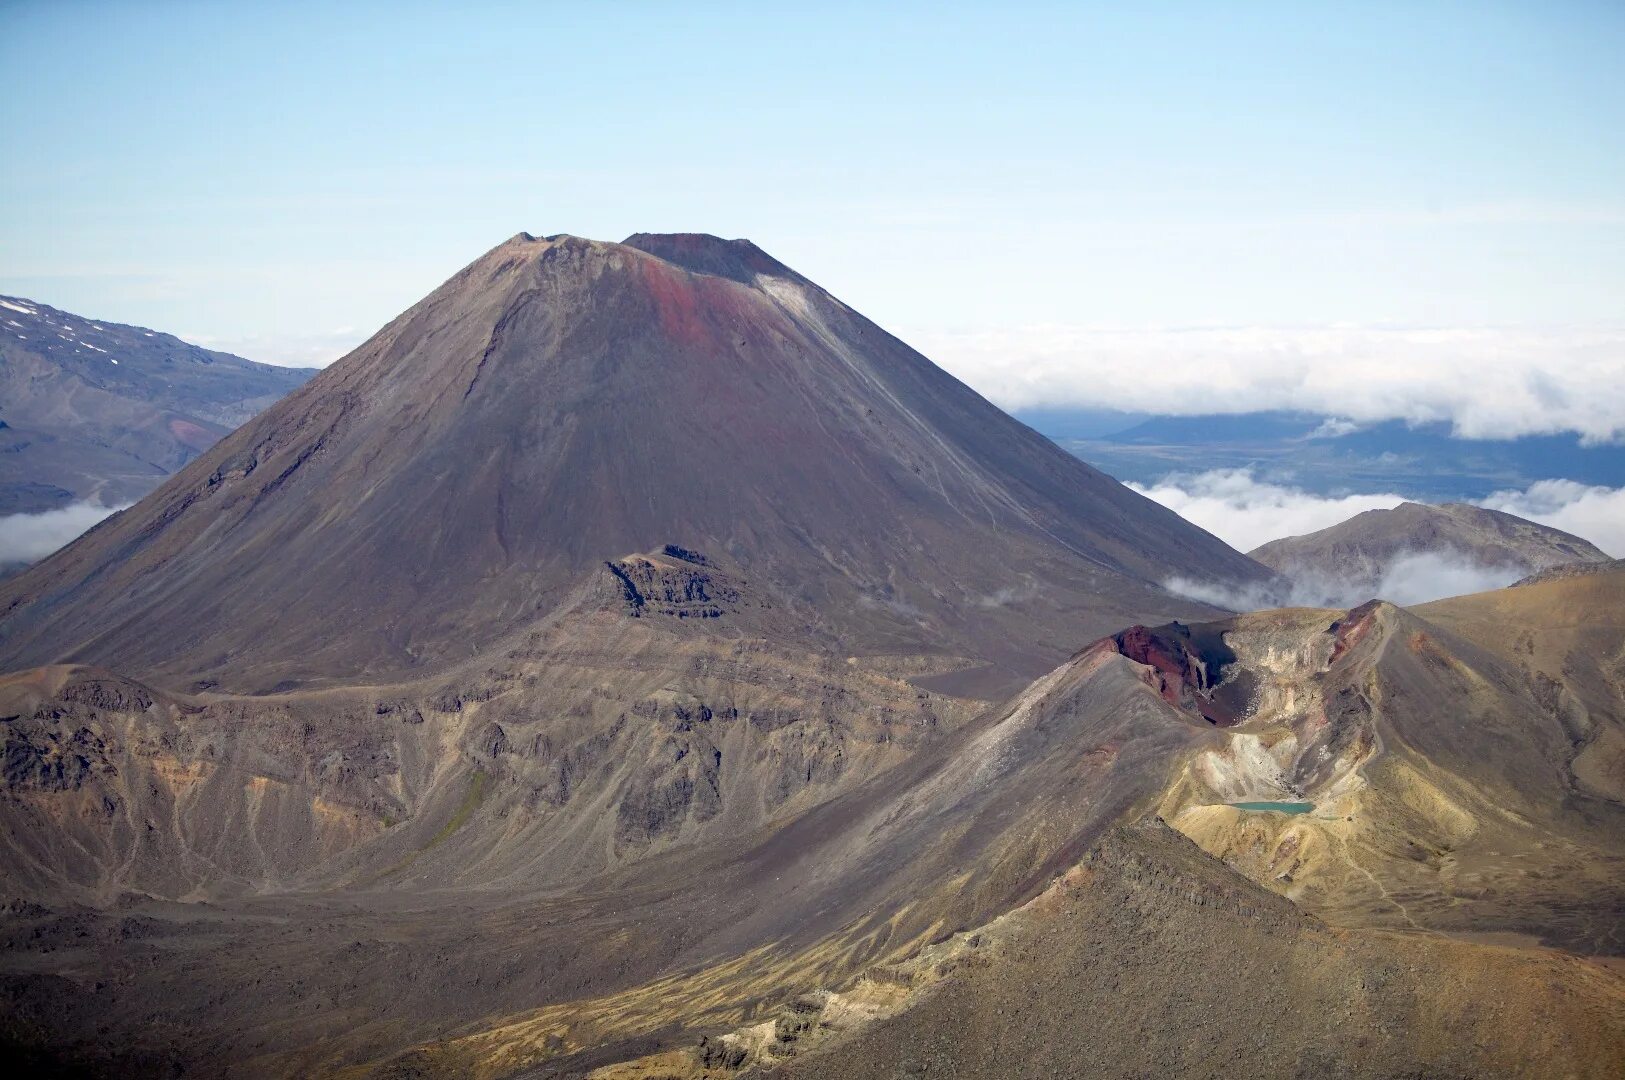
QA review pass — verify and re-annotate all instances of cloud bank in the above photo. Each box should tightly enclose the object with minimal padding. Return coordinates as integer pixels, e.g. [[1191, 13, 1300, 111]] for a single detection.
[[1127, 469, 1622, 611], [910, 324, 1625, 443], [1164, 550, 1525, 612], [0, 502, 125, 567], [1125, 470, 1408, 554], [180, 327, 363, 368]]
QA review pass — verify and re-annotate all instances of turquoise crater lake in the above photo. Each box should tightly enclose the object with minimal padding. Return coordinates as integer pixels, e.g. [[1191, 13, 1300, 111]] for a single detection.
[[1229, 801, 1315, 815]]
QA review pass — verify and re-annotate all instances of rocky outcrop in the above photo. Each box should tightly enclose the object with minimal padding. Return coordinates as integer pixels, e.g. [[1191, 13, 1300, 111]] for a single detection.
[[603, 548, 744, 620], [3, 725, 115, 793]]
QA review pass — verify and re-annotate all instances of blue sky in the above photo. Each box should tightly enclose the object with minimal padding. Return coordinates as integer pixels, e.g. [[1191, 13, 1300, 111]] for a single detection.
[[3, 1, 1623, 428]]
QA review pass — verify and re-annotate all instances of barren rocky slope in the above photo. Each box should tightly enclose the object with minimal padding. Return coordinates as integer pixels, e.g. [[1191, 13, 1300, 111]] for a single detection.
[[0, 603, 1205, 1075], [3, 570, 1623, 1076], [0, 234, 1265, 695], [765, 824, 1625, 1080], [1513, 556, 1625, 587], [1416, 564, 1625, 826], [0, 295, 314, 514]]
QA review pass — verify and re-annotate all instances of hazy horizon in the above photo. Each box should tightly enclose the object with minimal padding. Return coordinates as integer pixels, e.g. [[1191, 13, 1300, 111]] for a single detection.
[[4, 2, 1624, 442]]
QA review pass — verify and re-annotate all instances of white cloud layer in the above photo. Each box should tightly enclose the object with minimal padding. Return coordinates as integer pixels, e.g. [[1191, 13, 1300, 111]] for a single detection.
[[1164, 551, 1527, 612], [910, 324, 1625, 443], [1125, 469, 1408, 554], [179, 328, 364, 368], [0, 502, 125, 566], [1128, 469, 1622, 611]]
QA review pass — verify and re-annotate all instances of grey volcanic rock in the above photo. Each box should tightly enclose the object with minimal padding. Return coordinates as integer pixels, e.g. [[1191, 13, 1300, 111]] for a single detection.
[[0, 295, 315, 513], [3, 571, 1624, 1076], [0, 232, 1265, 691], [1249, 500, 1609, 595]]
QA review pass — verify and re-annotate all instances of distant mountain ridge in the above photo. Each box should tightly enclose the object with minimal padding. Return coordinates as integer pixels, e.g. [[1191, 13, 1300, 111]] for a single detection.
[[0, 294, 315, 514], [1249, 500, 1610, 589]]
